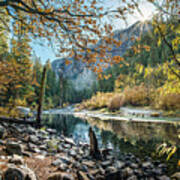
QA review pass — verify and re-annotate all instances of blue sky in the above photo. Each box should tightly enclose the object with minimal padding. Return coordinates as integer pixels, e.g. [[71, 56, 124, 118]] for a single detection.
[[31, 0, 156, 64]]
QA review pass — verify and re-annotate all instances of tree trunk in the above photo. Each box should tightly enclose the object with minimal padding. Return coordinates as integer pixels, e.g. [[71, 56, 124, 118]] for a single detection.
[[89, 127, 101, 159], [36, 65, 47, 127]]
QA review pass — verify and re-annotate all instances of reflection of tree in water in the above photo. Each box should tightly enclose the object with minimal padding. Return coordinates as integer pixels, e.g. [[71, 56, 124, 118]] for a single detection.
[[43, 114, 83, 136]]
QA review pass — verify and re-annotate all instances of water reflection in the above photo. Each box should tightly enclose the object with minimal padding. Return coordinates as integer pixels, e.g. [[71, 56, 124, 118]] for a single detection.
[[43, 114, 180, 173]]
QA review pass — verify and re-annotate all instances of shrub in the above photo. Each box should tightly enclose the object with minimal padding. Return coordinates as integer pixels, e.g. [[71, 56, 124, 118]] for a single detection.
[[157, 93, 180, 110], [78, 92, 114, 110], [108, 94, 125, 111], [123, 84, 151, 106]]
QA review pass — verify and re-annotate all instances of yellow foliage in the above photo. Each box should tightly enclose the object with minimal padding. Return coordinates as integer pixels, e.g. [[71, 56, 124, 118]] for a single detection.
[[78, 92, 114, 110], [123, 84, 150, 106], [108, 94, 125, 111]]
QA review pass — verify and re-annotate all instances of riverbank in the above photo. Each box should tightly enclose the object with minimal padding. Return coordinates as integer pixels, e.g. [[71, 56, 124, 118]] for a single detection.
[[44, 106, 180, 123], [0, 121, 179, 180], [73, 110, 180, 124]]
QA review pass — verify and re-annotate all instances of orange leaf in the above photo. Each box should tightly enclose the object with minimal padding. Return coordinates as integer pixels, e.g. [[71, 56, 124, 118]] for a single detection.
[[65, 60, 72, 65]]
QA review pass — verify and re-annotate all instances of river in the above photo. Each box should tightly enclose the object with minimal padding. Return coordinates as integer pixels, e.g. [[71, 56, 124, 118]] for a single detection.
[[42, 110, 180, 174]]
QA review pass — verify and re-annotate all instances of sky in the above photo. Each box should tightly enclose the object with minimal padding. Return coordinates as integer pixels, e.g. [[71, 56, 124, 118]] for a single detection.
[[31, 0, 156, 64]]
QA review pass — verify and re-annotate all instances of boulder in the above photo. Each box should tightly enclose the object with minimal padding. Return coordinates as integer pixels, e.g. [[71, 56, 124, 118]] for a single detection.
[[3, 165, 37, 180], [9, 155, 24, 165], [6, 141, 23, 155]]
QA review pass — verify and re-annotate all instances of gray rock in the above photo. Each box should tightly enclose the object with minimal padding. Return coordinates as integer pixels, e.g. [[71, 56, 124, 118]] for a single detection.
[[9, 155, 24, 165], [59, 156, 72, 165], [3, 166, 37, 180], [58, 163, 68, 171], [101, 160, 112, 168], [90, 169, 100, 176], [130, 163, 139, 169], [64, 137, 75, 146], [153, 168, 163, 176], [171, 172, 180, 180], [6, 141, 23, 155], [29, 135, 39, 145], [114, 161, 125, 169], [77, 171, 90, 180], [47, 172, 74, 180], [157, 175, 170, 180], [46, 128, 57, 135], [69, 149, 76, 158], [0, 125, 6, 139], [122, 167, 134, 178], [52, 159, 62, 166], [0, 140, 4, 145], [26, 126, 36, 135], [142, 161, 154, 169], [105, 166, 117, 174], [63, 143, 71, 149], [127, 175, 138, 180], [82, 161, 95, 168], [80, 165, 88, 172]]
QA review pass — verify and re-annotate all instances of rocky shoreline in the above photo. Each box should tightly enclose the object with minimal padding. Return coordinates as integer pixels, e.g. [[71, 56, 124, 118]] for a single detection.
[[0, 121, 179, 180]]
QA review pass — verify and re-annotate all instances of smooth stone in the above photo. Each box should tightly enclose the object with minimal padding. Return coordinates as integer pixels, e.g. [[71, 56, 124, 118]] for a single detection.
[[114, 161, 125, 169], [9, 155, 24, 165], [77, 171, 90, 180], [171, 172, 180, 180], [63, 143, 71, 149], [64, 137, 75, 146], [105, 166, 117, 174], [3, 166, 37, 180], [59, 156, 72, 165], [47, 172, 74, 180], [122, 167, 134, 178], [101, 160, 112, 168], [58, 163, 68, 171], [80, 165, 88, 172], [35, 155, 45, 160], [130, 163, 139, 169], [46, 128, 57, 135], [0, 125, 5, 139], [29, 135, 39, 145], [157, 175, 170, 180], [82, 161, 95, 168], [142, 162, 154, 169], [90, 169, 100, 176], [6, 141, 23, 155], [0, 140, 4, 145], [69, 149, 76, 158], [26, 127, 36, 135], [127, 175, 138, 180], [153, 168, 163, 176], [52, 159, 62, 166]]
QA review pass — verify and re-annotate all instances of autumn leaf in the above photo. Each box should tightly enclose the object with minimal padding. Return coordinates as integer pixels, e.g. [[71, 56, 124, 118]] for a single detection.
[[65, 60, 72, 65]]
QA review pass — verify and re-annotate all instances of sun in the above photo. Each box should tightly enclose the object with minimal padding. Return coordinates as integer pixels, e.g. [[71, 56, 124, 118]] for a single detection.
[[132, 2, 155, 23], [137, 9, 154, 23]]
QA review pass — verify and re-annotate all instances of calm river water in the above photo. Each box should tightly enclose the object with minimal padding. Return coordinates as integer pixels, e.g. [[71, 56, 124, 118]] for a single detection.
[[43, 113, 180, 173]]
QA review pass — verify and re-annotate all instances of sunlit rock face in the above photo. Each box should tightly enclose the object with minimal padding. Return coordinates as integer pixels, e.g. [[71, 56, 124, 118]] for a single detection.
[[51, 21, 151, 91]]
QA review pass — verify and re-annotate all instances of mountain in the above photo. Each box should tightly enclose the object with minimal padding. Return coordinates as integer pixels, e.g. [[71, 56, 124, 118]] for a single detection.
[[51, 21, 151, 91]]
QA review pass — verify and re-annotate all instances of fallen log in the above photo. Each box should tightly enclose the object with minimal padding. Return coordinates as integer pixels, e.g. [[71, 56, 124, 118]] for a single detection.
[[0, 116, 36, 125]]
